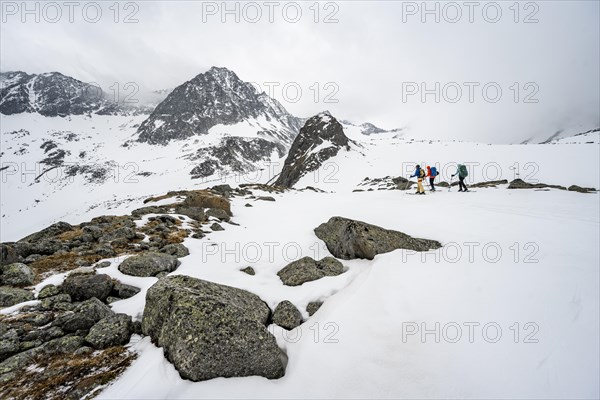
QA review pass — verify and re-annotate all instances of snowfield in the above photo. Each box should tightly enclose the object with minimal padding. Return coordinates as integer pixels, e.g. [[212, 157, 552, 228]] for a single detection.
[[1, 114, 599, 399], [95, 186, 599, 399]]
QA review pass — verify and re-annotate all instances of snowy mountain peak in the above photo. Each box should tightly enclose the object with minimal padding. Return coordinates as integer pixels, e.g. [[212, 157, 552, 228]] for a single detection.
[[135, 67, 303, 145], [0, 71, 153, 117]]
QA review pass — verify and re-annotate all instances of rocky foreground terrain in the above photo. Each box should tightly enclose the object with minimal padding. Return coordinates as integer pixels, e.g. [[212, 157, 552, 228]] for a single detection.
[[0, 181, 448, 398]]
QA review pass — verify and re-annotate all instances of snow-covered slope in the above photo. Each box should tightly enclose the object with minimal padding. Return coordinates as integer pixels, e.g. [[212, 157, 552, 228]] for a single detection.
[[2, 111, 599, 398], [94, 163, 598, 399], [0, 113, 289, 242]]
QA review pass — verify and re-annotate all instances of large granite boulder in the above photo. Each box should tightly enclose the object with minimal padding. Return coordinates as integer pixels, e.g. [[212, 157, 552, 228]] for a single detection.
[[277, 257, 344, 286], [0, 263, 34, 287], [143, 275, 286, 381], [62, 273, 114, 302], [118, 252, 180, 277], [314, 216, 442, 260]]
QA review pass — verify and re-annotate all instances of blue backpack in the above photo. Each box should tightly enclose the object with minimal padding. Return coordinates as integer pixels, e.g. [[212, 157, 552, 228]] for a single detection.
[[430, 167, 438, 177]]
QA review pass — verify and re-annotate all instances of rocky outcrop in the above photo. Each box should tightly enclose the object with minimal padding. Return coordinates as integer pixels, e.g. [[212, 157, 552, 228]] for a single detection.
[[189, 137, 286, 180], [508, 179, 566, 190], [274, 112, 352, 188], [241, 267, 255, 275], [142, 275, 286, 381], [568, 185, 597, 193], [314, 217, 442, 260], [277, 257, 344, 286], [118, 252, 180, 277], [355, 176, 414, 191], [273, 301, 303, 330], [470, 179, 509, 188]]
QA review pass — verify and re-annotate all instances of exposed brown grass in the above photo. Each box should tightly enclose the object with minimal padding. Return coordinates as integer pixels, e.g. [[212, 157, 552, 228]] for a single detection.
[[56, 228, 84, 241], [166, 229, 190, 244], [29, 252, 102, 282], [183, 190, 231, 214], [0, 346, 136, 400]]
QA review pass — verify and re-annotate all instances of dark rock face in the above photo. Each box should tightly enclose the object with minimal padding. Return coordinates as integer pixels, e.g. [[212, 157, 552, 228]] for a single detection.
[[0, 71, 153, 117], [136, 67, 302, 145], [189, 137, 286, 179], [0, 72, 104, 116], [568, 185, 597, 193], [0, 287, 34, 307], [272, 301, 303, 330], [118, 252, 180, 277], [241, 267, 255, 276], [277, 257, 344, 286], [85, 314, 133, 349], [142, 275, 286, 381], [314, 216, 442, 260], [0, 263, 35, 286], [275, 112, 352, 188], [62, 273, 114, 302], [507, 179, 566, 190]]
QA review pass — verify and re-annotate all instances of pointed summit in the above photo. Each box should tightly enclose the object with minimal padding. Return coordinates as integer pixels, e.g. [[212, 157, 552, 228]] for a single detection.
[[136, 67, 302, 145], [274, 111, 352, 188]]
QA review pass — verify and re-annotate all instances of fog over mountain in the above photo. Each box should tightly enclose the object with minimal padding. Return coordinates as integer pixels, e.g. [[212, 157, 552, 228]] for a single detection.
[[1, 1, 598, 143]]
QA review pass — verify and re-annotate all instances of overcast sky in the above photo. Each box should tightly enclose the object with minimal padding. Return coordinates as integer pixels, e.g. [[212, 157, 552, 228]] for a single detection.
[[1, 0, 598, 143]]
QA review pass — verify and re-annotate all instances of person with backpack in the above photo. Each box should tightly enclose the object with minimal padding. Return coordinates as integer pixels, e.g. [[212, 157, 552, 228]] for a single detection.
[[451, 164, 469, 192], [410, 164, 426, 195], [426, 165, 438, 191]]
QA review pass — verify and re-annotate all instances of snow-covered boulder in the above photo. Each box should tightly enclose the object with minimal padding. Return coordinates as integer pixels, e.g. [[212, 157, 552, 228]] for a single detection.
[[142, 275, 286, 382], [314, 216, 442, 260]]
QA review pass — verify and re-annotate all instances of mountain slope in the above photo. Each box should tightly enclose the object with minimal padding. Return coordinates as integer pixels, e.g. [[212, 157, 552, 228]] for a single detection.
[[136, 67, 303, 145], [0, 71, 107, 116]]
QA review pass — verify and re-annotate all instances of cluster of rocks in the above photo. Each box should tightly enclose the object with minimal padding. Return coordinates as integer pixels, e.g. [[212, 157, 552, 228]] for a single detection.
[[353, 176, 414, 192], [508, 178, 597, 193], [353, 176, 598, 193], [0, 271, 141, 390]]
